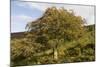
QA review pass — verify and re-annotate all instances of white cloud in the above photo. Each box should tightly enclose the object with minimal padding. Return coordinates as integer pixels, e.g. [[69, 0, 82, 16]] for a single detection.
[[15, 1, 95, 25], [17, 15, 33, 20], [11, 15, 33, 22], [11, 15, 33, 32], [16, 1, 51, 11]]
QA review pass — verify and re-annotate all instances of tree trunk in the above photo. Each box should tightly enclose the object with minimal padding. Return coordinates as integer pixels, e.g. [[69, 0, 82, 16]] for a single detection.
[[54, 48, 58, 60]]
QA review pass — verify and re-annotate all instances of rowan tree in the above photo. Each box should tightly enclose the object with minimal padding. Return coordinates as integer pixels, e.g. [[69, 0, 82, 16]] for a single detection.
[[26, 7, 86, 60]]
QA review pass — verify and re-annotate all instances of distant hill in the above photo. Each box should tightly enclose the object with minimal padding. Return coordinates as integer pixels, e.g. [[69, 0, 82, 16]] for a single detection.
[[11, 32, 26, 39], [85, 24, 95, 31]]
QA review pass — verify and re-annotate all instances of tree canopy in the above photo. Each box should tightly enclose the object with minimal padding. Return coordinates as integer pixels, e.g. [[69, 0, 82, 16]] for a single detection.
[[26, 7, 86, 47]]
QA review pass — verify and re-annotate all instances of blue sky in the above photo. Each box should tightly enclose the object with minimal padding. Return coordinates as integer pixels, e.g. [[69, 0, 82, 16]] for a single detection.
[[11, 1, 95, 33]]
